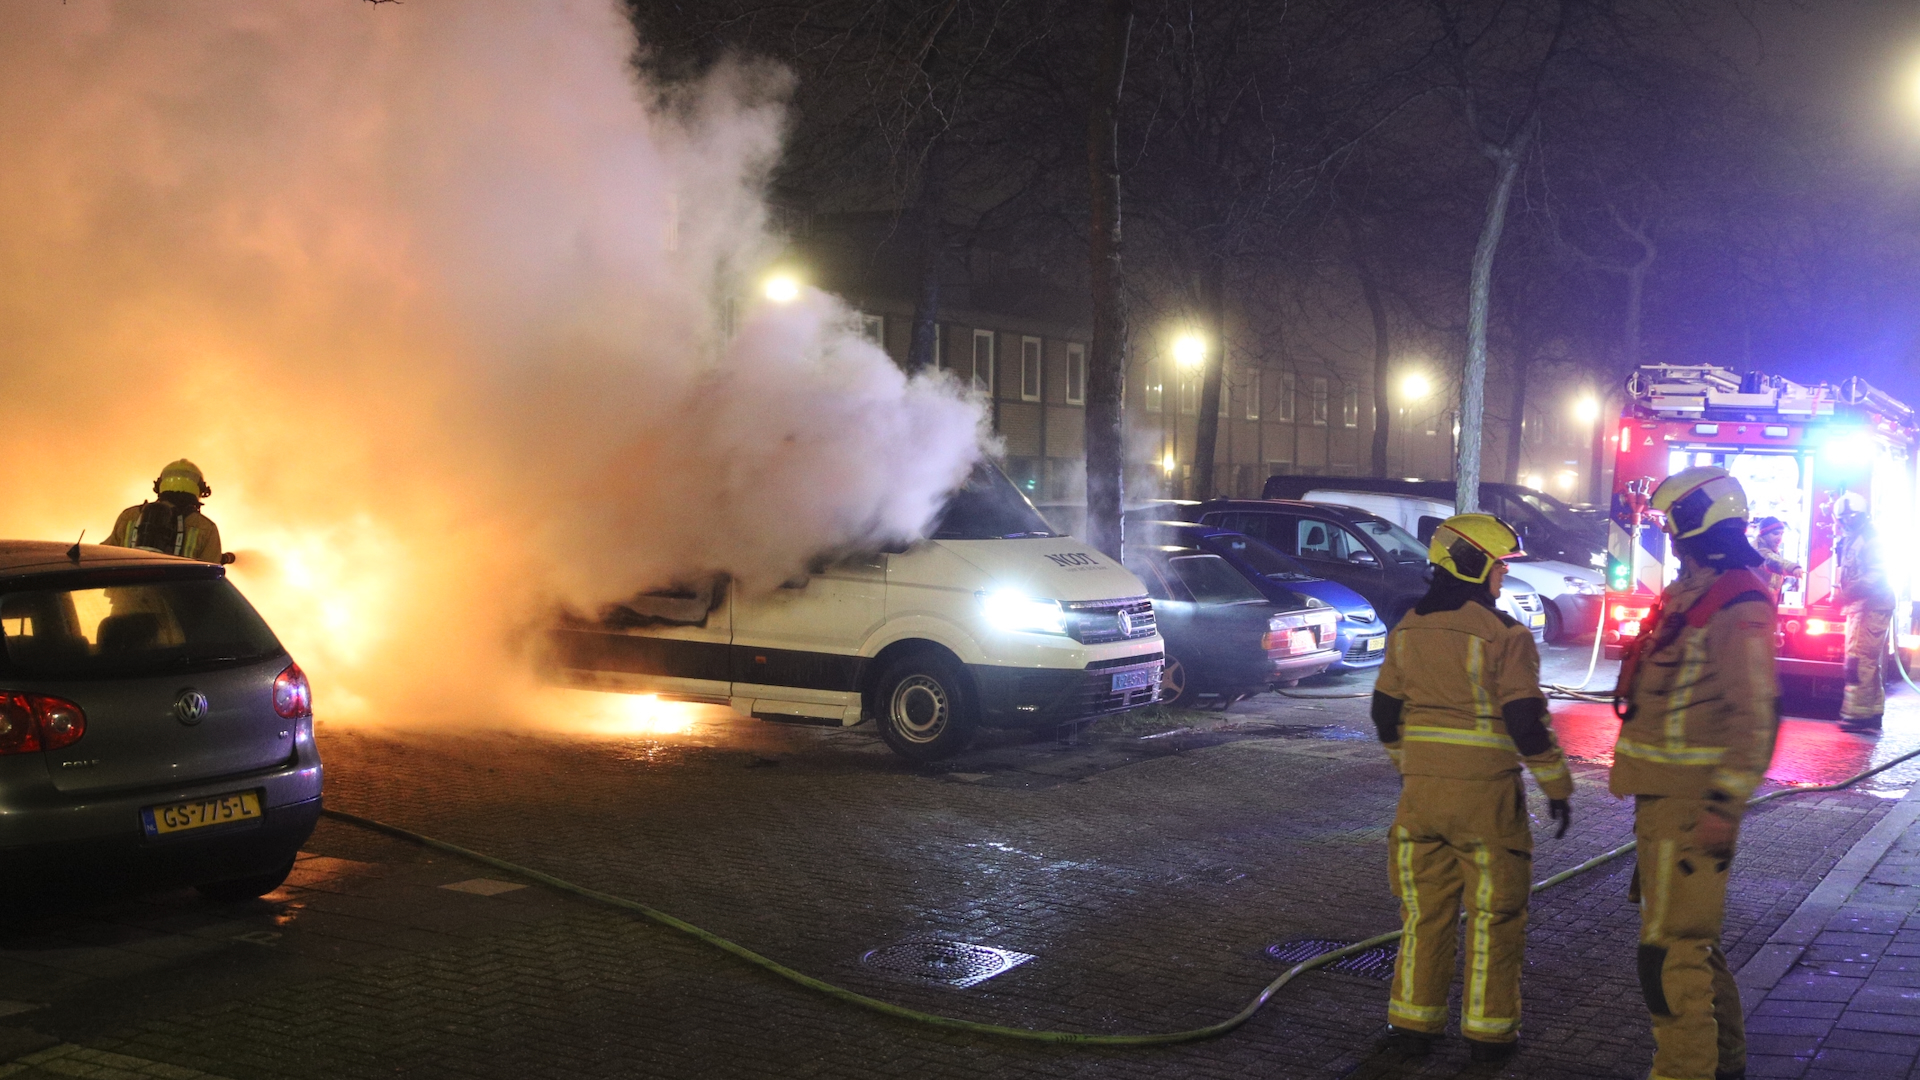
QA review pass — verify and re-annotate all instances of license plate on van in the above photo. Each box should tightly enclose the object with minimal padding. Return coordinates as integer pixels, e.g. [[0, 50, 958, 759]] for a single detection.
[[142, 790, 263, 837], [1111, 669, 1155, 693]]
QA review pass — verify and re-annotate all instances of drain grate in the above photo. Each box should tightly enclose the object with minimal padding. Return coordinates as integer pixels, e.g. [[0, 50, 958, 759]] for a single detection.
[[861, 940, 1036, 988], [1266, 938, 1399, 981]]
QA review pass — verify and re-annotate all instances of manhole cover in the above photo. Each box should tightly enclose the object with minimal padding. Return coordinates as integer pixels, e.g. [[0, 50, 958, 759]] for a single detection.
[[1266, 938, 1398, 981], [861, 941, 1035, 988]]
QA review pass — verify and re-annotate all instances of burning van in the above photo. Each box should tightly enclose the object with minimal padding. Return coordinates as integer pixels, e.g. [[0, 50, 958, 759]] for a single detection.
[[549, 463, 1165, 761], [1603, 364, 1917, 691]]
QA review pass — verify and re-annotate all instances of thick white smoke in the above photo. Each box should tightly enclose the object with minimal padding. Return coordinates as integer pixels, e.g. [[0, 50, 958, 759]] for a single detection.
[[0, 1, 987, 723]]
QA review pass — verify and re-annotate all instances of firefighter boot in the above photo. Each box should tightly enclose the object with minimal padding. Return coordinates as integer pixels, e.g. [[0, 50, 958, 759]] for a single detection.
[[1635, 795, 1746, 1080], [1389, 776, 1534, 1044]]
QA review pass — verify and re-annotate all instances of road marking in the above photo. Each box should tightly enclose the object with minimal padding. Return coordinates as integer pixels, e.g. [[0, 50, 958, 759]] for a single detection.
[[440, 878, 527, 896]]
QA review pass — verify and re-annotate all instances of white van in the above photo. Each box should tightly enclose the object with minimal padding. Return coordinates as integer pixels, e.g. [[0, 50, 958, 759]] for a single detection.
[[551, 465, 1166, 761], [1298, 488, 1605, 642]]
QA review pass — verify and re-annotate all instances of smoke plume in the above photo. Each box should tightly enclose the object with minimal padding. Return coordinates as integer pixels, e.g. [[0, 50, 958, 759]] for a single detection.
[[0, 1, 987, 723]]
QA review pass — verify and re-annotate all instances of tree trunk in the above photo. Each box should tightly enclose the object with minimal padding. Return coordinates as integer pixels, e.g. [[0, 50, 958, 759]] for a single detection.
[[1501, 353, 1531, 485], [1358, 256, 1391, 477], [1191, 258, 1227, 500], [905, 141, 945, 373], [1084, 0, 1132, 561], [1455, 146, 1525, 515]]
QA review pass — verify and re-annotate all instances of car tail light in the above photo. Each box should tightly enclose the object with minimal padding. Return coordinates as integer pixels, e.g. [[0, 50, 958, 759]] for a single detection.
[[273, 662, 312, 719], [1804, 618, 1833, 636], [0, 691, 87, 755]]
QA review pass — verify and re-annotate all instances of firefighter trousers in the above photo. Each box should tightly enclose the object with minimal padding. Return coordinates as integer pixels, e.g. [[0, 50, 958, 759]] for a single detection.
[[1633, 794, 1745, 1080], [1388, 773, 1533, 1043], [1842, 603, 1893, 722]]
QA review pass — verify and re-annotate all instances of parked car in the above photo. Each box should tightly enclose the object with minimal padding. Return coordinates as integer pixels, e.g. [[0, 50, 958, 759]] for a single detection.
[[1287, 490, 1605, 643], [554, 463, 1164, 762], [0, 541, 321, 899], [1133, 521, 1386, 672], [1123, 543, 1338, 706], [1192, 499, 1549, 640], [1259, 475, 1606, 568]]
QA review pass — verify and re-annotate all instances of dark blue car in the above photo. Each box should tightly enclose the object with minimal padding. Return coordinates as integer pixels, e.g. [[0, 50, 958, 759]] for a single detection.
[[1136, 521, 1386, 673]]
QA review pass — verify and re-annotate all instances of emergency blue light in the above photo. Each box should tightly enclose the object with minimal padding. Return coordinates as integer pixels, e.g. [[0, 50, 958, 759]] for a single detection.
[[1822, 429, 1877, 469]]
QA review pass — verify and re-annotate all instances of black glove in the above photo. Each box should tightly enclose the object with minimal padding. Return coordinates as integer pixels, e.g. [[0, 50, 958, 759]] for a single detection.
[[1548, 799, 1572, 839]]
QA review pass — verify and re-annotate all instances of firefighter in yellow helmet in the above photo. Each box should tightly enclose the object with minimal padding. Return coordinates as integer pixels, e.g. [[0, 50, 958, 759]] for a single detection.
[[1372, 513, 1574, 1064], [1613, 465, 1779, 1080], [103, 460, 224, 564]]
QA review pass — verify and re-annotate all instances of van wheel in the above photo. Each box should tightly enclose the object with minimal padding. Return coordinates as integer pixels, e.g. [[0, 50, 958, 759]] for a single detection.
[[196, 857, 295, 902], [875, 654, 977, 762], [1160, 654, 1200, 707]]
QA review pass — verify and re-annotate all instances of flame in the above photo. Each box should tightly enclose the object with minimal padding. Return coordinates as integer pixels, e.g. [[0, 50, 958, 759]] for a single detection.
[[548, 689, 699, 737]]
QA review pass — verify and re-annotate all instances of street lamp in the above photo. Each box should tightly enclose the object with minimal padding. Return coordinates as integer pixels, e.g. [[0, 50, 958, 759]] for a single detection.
[[1173, 333, 1206, 368], [1401, 372, 1431, 400], [1573, 395, 1600, 424], [763, 273, 801, 303]]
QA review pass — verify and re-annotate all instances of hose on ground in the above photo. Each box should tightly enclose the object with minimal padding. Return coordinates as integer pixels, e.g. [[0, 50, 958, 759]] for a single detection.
[[320, 739, 1920, 1047]]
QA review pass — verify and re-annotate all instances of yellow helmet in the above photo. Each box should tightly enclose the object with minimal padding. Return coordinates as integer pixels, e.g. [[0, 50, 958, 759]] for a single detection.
[[1651, 465, 1746, 539], [1428, 513, 1524, 584], [154, 459, 210, 499]]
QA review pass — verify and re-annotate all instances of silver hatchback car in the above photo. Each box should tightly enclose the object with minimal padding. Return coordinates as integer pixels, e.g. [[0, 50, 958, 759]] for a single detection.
[[0, 541, 322, 900]]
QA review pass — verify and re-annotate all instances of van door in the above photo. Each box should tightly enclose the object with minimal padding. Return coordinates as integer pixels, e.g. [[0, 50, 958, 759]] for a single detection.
[[731, 553, 887, 722], [549, 579, 732, 702]]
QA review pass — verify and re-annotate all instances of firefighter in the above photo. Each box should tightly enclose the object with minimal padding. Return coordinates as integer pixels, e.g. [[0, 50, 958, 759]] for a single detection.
[[103, 459, 224, 564], [1834, 500, 1893, 733], [1613, 465, 1779, 1080], [1750, 516, 1801, 598], [1372, 513, 1574, 1063]]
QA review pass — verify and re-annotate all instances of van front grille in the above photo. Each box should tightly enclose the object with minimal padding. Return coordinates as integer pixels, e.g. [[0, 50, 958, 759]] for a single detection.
[[1065, 598, 1157, 644]]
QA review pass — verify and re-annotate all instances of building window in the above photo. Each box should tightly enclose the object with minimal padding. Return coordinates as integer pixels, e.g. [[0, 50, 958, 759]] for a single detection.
[[1145, 371, 1163, 412], [1065, 344, 1086, 405], [1278, 372, 1296, 423], [1219, 373, 1230, 418], [861, 313, 884, 347], [933, 323, 944, 370], [971, 329, 995, 394], [1021, 336, 1043, 402], [1342, 386, 1359, 428], [1311, 378, 1329, 426], [1246, 371, 1261, 421], [1180, 377, 1198, 415]]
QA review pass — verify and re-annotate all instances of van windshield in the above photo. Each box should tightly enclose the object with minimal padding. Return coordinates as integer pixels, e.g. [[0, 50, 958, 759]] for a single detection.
[[931, 464, 1060, 540], [0, 578, 283, 677]]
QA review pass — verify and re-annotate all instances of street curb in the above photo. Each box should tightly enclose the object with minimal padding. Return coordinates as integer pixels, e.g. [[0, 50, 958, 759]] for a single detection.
[[1734, 779, 1920, 1006]]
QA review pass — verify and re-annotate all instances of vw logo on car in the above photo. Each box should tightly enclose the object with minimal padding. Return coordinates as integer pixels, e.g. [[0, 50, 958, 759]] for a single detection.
[[174, 689, 209, 725]]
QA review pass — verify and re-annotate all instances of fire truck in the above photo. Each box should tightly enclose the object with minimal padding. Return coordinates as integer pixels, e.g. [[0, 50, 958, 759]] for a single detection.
[[1602, 364, 1917, 690]]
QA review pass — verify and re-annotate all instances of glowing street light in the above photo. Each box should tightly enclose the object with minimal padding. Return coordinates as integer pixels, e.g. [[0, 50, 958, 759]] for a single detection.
[[1162, 451, 1178, 475], [1573, 395, 1600, 424], [1172, 333, 1206, 368], [1401, 372, 1431, 400], [763, 273, 801, 303]]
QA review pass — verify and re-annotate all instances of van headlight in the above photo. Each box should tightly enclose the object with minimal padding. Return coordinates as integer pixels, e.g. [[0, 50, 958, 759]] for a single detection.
[[980, 591, 1068, 635]]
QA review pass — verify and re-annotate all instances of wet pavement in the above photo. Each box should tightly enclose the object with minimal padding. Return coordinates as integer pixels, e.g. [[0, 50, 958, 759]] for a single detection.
[[0, 644, 1913, 1079]]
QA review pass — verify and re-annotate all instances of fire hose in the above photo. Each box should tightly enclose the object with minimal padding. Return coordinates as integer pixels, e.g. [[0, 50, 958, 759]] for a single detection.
[[318, 736, 1920, 1047]]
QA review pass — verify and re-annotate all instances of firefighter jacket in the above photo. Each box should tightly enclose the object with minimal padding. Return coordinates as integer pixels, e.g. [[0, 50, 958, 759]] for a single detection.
[[103, 503, 223, 564], [1837, 530, 1894, 611], [1373, 596, 1573, 800], [1611, 565, 1779, 806]]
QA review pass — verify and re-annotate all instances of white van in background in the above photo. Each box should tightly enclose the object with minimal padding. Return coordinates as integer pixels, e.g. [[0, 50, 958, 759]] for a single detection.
[[551, 464, 1166, 762], [1298, 488, 1605, 642]]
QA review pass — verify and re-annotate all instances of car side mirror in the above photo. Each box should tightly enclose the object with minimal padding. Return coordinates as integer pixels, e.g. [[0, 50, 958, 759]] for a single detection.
[[1349, 551, 1380, 568], [220, 552, 237, 565]]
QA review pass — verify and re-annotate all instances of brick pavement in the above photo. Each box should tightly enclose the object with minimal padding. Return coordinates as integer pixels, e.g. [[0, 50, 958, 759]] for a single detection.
[[0, 647, 1909, 1079]]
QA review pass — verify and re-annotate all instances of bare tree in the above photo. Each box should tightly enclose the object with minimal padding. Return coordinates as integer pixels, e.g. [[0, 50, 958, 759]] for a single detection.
[[1085, 0, 1134, 560]]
